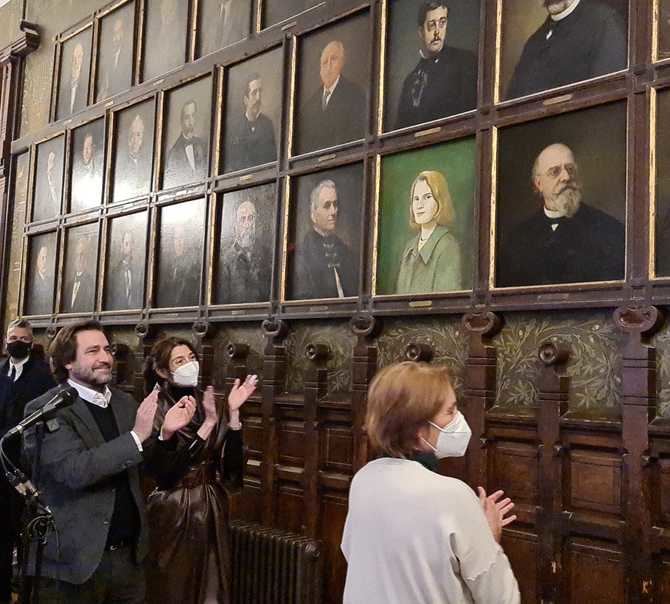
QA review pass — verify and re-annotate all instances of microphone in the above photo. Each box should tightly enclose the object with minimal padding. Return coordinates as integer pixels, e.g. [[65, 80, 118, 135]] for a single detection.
[[5, 386, 78, 439], [4, 469, 53, 515]]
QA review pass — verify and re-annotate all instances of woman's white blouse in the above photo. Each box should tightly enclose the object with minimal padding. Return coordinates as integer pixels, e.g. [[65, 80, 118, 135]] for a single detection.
[[341, 458, 520, 604]]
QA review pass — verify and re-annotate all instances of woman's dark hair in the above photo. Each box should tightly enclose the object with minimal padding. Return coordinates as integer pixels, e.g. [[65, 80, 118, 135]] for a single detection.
[[143, 336, 198, 394], [49, 320, 106, 383]]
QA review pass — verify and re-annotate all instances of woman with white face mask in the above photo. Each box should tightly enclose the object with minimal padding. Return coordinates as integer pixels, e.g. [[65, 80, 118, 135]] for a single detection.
[[142, 337, 258, 604], [341, 361, 520, 604]]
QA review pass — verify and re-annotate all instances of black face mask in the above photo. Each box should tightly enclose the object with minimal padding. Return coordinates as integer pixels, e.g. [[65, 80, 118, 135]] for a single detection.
[[6, 340, 31, 360]]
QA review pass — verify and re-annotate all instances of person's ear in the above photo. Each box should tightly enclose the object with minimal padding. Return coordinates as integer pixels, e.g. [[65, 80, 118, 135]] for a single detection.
[[156, 367, 169, 380], [416, 422, 432, 448]]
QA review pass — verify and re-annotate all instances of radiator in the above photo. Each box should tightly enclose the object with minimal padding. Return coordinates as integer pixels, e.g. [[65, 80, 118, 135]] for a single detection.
[[230, 520, 323, 604]]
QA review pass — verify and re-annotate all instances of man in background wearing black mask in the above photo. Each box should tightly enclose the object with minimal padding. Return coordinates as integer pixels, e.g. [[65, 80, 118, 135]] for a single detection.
[[0, 319, 55, 604]]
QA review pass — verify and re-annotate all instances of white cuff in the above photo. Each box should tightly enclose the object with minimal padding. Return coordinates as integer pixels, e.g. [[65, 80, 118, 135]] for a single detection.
[[130, 430, 143, 452]]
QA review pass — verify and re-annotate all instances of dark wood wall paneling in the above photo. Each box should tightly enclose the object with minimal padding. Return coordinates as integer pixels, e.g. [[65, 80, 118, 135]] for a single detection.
[[104, 305, 670, 603]]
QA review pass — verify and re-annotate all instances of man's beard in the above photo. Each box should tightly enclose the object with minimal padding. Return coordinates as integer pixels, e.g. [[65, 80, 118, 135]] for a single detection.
[[237, 228, 255, 249], [549, 185, 582, 217], [71, 363, 112, 387]]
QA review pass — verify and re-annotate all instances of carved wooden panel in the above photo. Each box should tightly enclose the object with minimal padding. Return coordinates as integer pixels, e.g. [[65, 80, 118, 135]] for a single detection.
[[568, 449, 622, 515], [564, 539, 625, 603], [501, 529, 540, 604], [491, 441, 539, 505]]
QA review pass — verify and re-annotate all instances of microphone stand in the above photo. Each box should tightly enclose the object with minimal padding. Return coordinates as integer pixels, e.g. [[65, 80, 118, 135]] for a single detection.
[[0, 424, 54, 604]]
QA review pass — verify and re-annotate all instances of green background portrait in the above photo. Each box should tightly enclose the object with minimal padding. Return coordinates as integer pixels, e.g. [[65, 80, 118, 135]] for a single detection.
[[376, 137, 476, 295]]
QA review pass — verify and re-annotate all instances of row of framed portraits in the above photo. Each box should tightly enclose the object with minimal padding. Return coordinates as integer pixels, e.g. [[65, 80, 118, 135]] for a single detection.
[[52, 0, 670, 134], [15, 94, 670, 317]]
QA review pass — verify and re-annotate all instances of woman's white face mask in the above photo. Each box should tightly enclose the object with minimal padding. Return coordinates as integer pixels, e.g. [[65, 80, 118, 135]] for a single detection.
[[172, 360, 200, 387], [421, 411, 472, 459]]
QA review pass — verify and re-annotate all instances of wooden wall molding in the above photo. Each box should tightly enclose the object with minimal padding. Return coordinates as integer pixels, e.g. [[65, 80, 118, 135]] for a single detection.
[[0, 21, 39, 328]]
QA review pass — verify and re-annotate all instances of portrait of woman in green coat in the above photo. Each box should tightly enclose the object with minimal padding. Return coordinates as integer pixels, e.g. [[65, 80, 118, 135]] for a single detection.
[[395, 170, 462, 294]]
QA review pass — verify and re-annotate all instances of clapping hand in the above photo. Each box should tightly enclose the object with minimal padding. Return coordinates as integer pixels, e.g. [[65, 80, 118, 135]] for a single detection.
[[477, 487, 517, 543], [202, 386, 218, 423], [227, 375, 258, 412], [133, 390, 159, 442], [161, 396, 197, 440]]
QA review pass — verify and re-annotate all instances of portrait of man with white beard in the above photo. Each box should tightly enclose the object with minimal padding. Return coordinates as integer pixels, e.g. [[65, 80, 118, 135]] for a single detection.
[[496, 142, 625, 287], [216, 192, 273, 305]]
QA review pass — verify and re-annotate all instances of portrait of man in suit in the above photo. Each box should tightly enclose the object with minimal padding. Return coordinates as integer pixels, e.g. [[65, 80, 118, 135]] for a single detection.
[[163, 92, 210, 188], [290, 178, 358, 300], [296, 33, 367, 154], [113, 103, 154, 201], [33, 137, 64, 222], [71, 120, 104, 213], [496, 142, 625, 287], [57, 30, 92, 120], [198, 0, 250, 57], [25, 234, 56, 315], [96, 4, 133, 101], [392, 1, 477, 130], [63, 230, 97, 313], [105, 214, 147, 311], [143, 0, 187, 82], [504, 0, 627, 99], [225, 73, 277, 172], [156, 199, 205, 307], [217, 191, 273, 305]]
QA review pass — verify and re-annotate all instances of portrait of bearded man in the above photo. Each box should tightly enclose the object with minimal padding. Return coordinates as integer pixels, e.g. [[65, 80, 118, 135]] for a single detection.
[[497, 142, 625, 287]]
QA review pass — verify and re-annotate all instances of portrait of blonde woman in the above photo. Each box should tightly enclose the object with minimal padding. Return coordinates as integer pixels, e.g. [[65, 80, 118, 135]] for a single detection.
[[395, 170, 462, 294]]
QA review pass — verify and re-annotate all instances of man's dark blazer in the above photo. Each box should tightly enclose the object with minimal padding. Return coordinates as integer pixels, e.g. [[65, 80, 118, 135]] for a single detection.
[[395, 45, 477, 130], [0, 353, 54, 601], [506, 0, 627, 99], [164, 134, 207, 187], [26, 272, 54, 315], [158, 260, 200, 308], [0, 353, 56, 444], [297, 76, 365, 154], [22, 386, 149, 584], [225, 112, 277, 172], [497, 202, 625, 287], [66, 271, 95, 314], [106, 259, 143, 310], [293, 229, 357, 299]]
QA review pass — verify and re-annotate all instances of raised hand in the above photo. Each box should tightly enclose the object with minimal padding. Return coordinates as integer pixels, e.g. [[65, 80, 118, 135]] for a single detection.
[[133, 390, 159, 442], [227, 374, 258, 412], [161, 396, 197, 440], [201, 386, 218, 423], [477, 487, 517, 543]]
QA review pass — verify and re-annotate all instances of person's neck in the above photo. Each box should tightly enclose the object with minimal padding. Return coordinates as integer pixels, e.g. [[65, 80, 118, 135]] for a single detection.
[[246, 108, 260, 122], [419, 47, 442, 60], [69, 375, 106, 393], [313, 226, 333, 238], [10, 354, 29, 364], [324, 75, 340, 94], [419, 223, 436, 241]]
